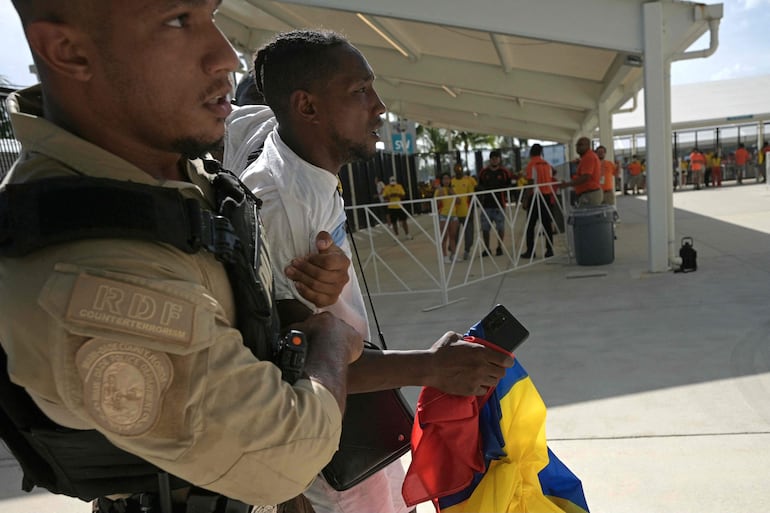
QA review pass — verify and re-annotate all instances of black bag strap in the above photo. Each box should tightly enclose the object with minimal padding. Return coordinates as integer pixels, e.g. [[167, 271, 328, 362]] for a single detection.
[[344, 211, 387, 350]]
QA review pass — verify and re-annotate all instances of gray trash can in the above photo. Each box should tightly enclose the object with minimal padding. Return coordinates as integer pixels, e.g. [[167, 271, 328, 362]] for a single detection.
[[568, 205, 615, 265]]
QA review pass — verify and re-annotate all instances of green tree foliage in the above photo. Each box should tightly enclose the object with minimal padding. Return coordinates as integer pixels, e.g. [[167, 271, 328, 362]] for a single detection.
[[416, 125, 451, 153], [453, 131, 497, 166]]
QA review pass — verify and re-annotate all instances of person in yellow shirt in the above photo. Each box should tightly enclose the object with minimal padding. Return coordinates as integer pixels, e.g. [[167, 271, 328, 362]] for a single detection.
[[382, 176, 412, 239], [450, 162, 476, 260], [708, 151, 723, 187], [435, 172, 459, 263]]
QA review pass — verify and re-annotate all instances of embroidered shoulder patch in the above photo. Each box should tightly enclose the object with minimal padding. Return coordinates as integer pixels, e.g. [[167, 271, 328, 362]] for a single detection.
[[76, 339, 173, 436], [66, 274, 194, 345]]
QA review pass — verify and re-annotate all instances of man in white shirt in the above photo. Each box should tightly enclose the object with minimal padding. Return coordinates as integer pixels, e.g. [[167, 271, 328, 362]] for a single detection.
[[226, 29, 513, 513]]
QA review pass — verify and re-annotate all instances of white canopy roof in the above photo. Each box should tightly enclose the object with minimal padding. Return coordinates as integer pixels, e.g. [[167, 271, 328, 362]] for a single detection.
[[217, 0, 721, 143], [613, 74, 770, 135]]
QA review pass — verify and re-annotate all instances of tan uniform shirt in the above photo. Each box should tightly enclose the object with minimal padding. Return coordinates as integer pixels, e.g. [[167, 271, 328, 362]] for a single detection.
[[0, 87, 341, 505]]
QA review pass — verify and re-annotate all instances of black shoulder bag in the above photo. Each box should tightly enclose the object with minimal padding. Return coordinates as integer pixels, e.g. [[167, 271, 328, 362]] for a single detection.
[[320, 221, 414, 491]]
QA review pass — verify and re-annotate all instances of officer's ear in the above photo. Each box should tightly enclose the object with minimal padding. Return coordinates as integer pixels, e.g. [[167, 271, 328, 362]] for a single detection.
[[25, 20, 94, 82], [289, 89, 320, 125]]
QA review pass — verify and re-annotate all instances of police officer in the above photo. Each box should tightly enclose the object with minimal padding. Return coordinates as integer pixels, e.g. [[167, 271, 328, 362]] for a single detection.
[[1, 1, 363, 511]]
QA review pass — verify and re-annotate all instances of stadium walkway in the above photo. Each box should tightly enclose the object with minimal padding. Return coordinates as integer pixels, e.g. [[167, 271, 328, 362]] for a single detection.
[[3, 181, 770, 513]]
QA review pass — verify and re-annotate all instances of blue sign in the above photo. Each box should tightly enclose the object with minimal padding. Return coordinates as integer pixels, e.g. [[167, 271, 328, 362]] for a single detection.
[[392, 133, 414, 154]]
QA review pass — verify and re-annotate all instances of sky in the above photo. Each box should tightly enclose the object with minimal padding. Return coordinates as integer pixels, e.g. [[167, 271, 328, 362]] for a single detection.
[[1, 1, 769, 88]]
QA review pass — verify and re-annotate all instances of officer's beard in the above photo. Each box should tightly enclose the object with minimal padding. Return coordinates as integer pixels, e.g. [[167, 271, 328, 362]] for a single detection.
[[172, 137, 224, 161]]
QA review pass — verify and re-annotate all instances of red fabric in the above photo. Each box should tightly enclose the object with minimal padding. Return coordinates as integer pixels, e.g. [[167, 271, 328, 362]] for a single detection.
[[402, 337, 510, 508]]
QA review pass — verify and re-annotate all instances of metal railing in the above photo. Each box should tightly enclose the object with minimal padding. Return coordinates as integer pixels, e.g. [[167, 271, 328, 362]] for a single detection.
[[1, 87, 21, 180], [346, 183, 570, 310]]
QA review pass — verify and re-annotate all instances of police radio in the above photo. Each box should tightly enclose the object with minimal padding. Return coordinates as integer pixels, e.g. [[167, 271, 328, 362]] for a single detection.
[[277, 329, 307, 384]]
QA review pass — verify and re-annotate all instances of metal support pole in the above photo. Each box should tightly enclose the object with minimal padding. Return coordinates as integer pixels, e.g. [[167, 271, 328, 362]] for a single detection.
[[643, 2, 673, 272], [598, 101, 614, 161]]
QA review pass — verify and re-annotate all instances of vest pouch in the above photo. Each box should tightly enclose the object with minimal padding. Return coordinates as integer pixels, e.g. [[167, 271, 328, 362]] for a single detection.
[[211, 170, 279, 362], [0, 347, 189, 500]]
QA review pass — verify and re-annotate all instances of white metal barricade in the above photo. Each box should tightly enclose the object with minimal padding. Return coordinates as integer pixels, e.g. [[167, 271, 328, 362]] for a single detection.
[[346, 183, 569, 310]]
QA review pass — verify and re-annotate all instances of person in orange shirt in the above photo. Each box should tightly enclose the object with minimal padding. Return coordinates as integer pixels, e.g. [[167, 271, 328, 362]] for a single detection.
[[561, 137, 603, 206], [734, 143, 750, 185], [521, 144, 556, 258], [597, 145, 619, 205], [626, 155, 644, 195], [688, 148, 706, 190]]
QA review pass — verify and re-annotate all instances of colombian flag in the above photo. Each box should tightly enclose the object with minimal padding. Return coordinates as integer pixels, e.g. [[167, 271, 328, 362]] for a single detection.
[[402, 322, 589, 513]]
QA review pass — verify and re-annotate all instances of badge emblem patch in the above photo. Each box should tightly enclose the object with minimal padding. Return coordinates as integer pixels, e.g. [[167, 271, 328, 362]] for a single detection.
[[76, 340, 173, 436]]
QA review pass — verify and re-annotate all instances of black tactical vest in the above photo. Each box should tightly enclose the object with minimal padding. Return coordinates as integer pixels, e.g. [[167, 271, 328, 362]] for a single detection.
[[0, 161, 278, 502]]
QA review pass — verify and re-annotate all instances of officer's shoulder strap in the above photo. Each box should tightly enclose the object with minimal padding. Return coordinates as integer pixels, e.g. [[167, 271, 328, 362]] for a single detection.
[[0, 173, 235, 260]]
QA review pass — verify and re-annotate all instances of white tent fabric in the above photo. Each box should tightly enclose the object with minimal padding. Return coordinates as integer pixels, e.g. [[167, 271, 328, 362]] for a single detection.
[[217, 0, 720, 144]]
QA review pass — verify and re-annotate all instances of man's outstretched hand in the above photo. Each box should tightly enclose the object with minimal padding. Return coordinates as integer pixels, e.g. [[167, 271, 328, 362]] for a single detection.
[[426, 332, 515, 396]]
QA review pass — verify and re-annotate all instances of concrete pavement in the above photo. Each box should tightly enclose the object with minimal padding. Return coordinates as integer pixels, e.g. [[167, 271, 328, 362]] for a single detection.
[[2, 181, 770, 512]]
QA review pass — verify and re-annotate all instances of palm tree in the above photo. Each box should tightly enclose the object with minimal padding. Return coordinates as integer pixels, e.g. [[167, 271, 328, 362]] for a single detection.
[[453, 131, 498, 167], [416, 126, 451, 154]]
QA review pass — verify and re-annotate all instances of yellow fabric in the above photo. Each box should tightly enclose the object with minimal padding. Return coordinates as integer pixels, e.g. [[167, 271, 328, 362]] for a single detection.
[[382, 183, 406, 209], [435, 186, 457, 217], [450, 175, 475, 217], [443, 375, 568, 513]]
